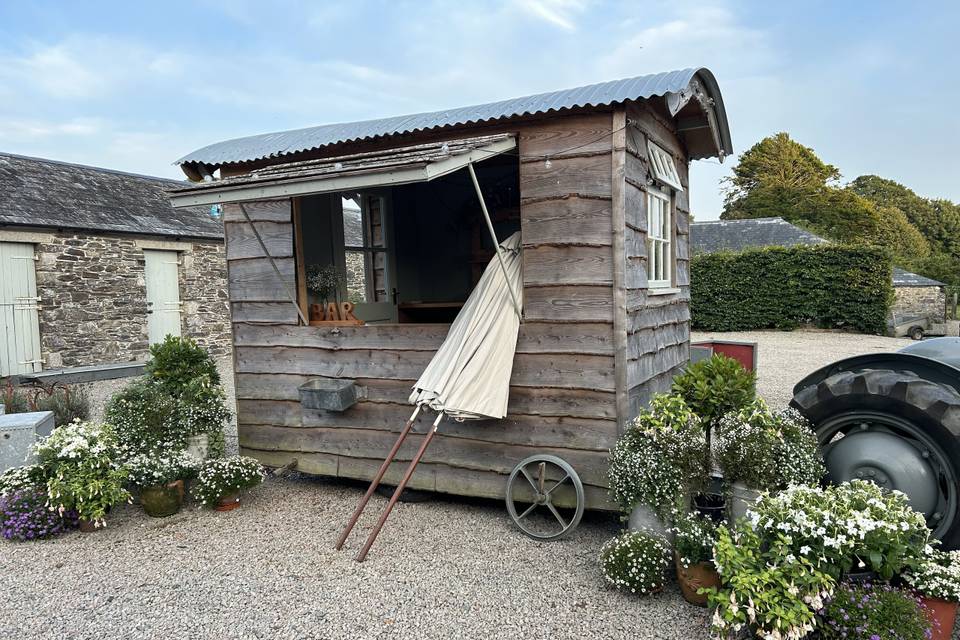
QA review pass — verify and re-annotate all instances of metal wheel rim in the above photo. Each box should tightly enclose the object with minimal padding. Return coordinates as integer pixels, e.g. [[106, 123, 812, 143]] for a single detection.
[[505, 454, 584, 541], [817, 410, 958, 540]]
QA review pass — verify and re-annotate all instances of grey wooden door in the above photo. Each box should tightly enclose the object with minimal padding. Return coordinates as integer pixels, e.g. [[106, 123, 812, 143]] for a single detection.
[[0, 242, 42, 376], [143, 249, 182, 344]]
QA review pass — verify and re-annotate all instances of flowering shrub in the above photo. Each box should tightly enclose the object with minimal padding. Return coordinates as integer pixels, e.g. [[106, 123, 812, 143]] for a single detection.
[[745, 481, 929, 580], [105, 379, 183, 458], [0, 464, 45, 497], [607, 394, 708, 520], [125, 451, 198, 488], [708, 521, 834, 640], [305, 264, 343, 301], [177, 380, 229, 458], [32, 421, 130, 527], [598, 529, 671, 595], [0, 488, 77, 541], [819, 581, 932, 640], [714, 400, 825, 491], [191, 456, 265, 507], [905, 546, 960, 602], [145, 335, 221, 392], [671, 354, 756, 429], [672, 511, 718, 568]]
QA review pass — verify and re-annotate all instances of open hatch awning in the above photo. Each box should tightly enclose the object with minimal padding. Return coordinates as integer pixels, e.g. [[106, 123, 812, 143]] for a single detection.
[[167, 133, 517, 208]]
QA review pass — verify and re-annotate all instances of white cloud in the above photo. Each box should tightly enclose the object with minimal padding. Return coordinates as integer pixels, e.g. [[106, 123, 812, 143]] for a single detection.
[[0, 117, 103, 139], [512, 0, 590, 31]]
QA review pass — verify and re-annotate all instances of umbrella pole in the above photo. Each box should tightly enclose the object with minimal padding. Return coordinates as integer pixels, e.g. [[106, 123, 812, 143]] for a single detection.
[[356, 411, 444, 562], [334, 405, 421, 550], [467, 162, 521, 317]]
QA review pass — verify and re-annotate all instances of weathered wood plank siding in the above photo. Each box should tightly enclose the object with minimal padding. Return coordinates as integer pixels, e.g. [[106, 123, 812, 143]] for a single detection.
[[623, 103, 691, 419], [225, 114, 620, 509]]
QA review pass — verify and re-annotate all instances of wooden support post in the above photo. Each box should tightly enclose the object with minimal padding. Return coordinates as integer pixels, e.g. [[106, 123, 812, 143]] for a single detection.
[[611, 109, 630, 433]]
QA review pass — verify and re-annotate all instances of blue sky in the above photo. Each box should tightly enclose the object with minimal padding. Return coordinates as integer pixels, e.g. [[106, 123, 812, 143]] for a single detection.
[[1, 1, 958, 219]]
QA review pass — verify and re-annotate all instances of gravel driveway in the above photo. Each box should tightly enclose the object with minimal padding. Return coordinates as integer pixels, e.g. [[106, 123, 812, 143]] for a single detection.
[[0, 329, 925, 639], [0, 475, 710, 640], [692, 329, 912, 410]]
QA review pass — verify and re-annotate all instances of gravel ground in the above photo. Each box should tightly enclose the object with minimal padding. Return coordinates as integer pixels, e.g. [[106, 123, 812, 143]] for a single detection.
[[692, 329, 912, 410], [0, 475, 710, 640]]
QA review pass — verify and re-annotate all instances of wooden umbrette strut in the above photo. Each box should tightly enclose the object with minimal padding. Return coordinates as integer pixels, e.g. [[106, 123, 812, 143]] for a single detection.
[[334, 405, 421, 550], [355, 411, 445, 562], [466, 162, 522, 319]]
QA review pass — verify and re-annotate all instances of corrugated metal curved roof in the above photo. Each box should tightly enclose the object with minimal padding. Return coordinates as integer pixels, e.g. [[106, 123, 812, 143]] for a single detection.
[[177, 67, 731, 168]]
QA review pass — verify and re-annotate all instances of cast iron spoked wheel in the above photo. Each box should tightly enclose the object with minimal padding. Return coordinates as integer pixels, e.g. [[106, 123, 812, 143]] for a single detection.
[[506, 454, 584, 541], [793, 367, 960, 548]]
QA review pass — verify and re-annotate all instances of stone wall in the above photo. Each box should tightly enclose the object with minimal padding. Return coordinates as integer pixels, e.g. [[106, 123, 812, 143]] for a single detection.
[[891, 285, 946, 323], [29, 230, 229, 368]]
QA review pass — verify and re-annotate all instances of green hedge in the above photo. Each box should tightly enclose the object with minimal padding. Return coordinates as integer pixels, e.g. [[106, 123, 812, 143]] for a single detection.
[[690, 245, 893, 333]]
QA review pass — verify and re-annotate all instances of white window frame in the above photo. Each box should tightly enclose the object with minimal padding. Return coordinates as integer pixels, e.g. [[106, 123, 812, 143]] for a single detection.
[[647, 141, 684, 191], [646, 187, 673, 289]]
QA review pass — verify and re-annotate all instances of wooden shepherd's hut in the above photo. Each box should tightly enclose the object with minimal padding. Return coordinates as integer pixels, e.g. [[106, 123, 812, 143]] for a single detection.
[[169, 67, 733, 510]]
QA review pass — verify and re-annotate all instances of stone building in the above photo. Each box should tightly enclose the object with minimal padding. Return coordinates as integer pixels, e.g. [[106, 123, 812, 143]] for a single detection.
[[0, 152, 229, 378], [690, 216, 947, 324]]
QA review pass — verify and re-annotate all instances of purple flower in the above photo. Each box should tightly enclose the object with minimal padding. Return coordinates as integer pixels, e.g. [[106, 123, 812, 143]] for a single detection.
[[0, 489, 76, 541]]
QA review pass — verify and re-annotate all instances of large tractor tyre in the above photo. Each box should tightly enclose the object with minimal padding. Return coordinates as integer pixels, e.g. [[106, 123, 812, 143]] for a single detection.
[[792, 367, 960, 549]]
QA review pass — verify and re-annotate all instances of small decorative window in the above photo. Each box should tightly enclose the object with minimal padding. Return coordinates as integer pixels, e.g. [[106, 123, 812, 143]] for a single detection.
[[646, 141, 683, 191], [646, 188, 672, 288]]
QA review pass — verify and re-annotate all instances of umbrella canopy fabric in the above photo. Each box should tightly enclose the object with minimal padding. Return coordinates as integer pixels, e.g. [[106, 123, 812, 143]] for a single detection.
[[409, 232, 523, 421]]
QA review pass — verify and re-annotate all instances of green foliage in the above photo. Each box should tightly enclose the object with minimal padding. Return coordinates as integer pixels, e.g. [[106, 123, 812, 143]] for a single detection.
[[0, 464, 45, 497], [32, 421, 130, 526], [714, 401, 825, 491], [820, 582, 932, 640], [672, 511, 718, 568], [905, 547, 960, 603], [607, 395, 708, 520], [105, 378, 183, 459], [746, 482, 929, 581], [598, 529, 671, 595], [191, 456, 265, 507], [145, 335, 221, 394], [1, 382, 89, 426], [671, 354, 755, 430], [708, 522, 833, 640], [691, 244, 893, 333]]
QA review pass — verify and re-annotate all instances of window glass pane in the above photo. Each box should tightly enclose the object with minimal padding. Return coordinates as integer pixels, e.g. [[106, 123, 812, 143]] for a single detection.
[[345, 250, 368, 303], [342, 197, 362, 247], [647, 238, 655, 281], [368, 197, 385, 248], [373, 250, 388, 302]]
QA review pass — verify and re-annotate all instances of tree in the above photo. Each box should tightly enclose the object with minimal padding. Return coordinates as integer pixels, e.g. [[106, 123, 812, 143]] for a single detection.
[[721, 134, 929, 260]]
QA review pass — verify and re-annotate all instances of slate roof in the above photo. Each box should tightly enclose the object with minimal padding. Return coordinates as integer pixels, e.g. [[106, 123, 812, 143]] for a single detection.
[[691, 217, 944, 288], [176, 67, 732, 170], [690, 216, 829, 254], [0, 152, 222, 239]]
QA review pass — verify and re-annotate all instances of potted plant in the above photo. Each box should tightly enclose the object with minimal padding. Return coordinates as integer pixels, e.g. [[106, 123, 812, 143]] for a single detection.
[[672, 512, 721, 606], [0, 488, 77, 541], [819, 581, 934, 640], [714, 401, 825, 520], [191, 456, 265, 511], [670, 353, 756, 435], [598, 528, 671, 596], [126, 451, 197, 518], [905, 547, 960, 640], [607, 394, 709, 537], [31, 421, 131, 531]]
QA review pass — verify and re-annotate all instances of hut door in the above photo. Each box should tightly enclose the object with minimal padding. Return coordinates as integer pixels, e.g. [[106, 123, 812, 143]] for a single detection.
[[342, 194, 397, 324], [143, 249, 182, 344], [0, 242, 42, 376]]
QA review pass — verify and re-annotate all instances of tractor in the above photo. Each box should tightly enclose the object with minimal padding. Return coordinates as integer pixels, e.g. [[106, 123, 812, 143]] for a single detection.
[[792, 337, 960, 548]]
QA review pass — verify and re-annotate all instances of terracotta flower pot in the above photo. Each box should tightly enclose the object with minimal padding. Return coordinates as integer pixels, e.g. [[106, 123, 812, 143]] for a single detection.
[[214, 493, 240, 512], [140, 480, 185, 518], [675, 553, 721, 607], [78, 518, 99, 533], [922, 596, 959, 640]]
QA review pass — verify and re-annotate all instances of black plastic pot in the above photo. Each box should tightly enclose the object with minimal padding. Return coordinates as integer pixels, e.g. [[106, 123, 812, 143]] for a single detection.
[[694, 493, 727, 524]]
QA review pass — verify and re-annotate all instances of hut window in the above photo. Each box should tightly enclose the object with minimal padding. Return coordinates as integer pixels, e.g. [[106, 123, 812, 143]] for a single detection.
[[646, 141, 683, 191], [646, 188, 672, 288]]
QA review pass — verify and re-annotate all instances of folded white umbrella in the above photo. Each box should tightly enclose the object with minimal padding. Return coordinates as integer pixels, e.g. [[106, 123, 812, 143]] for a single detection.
[[409, 231, 523, 420]]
